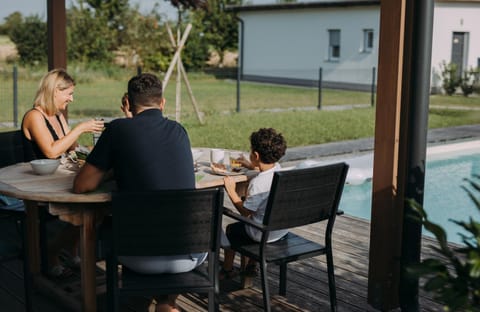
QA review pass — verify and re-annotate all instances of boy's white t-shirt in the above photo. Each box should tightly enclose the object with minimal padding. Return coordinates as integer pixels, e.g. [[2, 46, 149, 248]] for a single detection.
[[243, 163, 288, 242]]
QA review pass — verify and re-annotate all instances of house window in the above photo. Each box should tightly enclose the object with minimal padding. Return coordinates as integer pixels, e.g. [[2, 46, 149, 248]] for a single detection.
[[363, 29, 374, 52], [328, 29, 341, 60]]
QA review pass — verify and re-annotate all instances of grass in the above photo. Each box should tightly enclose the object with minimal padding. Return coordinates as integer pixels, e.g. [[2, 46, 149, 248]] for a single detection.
[[0, 66, 479, 149], [430, 93, 480, 107], [0, 36, 13, 45]]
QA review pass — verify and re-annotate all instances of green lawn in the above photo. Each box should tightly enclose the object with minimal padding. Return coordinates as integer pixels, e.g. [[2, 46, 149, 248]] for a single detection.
[[1, 68, 479, 149], [430, 94, 480, 107]]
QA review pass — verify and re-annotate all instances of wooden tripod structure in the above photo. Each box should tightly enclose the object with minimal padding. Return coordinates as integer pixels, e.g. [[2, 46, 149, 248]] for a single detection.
[[162, 23, 204, 124]]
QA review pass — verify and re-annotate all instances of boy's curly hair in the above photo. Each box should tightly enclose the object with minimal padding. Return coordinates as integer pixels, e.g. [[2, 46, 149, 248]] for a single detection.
[[250, 128, 287, 164]]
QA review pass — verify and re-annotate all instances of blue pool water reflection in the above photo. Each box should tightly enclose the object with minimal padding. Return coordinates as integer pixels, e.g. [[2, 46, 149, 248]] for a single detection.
[[339, 151, 480, 245]]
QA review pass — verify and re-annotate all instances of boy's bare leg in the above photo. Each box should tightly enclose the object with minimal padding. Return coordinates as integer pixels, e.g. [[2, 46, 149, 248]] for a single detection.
[[223, 249, 235, 271], [241, 255, 254, 288], [155, 295, 179, 312]]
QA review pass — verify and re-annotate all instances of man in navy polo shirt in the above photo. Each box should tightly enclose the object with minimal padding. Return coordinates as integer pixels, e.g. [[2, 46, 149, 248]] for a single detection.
[[74, 73, 195, 192], [73, 73, 199, 312]]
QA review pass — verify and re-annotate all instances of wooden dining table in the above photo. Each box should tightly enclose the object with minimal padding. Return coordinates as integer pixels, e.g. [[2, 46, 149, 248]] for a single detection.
[[0, 150, 253, 312]]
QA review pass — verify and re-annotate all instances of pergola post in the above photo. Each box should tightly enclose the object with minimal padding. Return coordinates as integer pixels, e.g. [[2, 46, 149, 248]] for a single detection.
[[368, 0, 434, 310], [47, 0, 67, 70], [47, 0, 67, 116]]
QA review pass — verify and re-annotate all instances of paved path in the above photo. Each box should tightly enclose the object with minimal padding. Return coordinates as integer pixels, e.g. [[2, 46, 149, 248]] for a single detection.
[[282, 124, 480, 162]]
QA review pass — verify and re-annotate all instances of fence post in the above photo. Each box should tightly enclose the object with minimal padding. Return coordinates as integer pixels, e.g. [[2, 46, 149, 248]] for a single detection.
[[236, 65, 241, 113], [371, 66, 376, 107], [13, 65, 18, 128], [317, 67, 322, 110]]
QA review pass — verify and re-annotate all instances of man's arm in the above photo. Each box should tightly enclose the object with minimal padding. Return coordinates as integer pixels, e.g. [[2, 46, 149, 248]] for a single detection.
[[73, 163, 106, 193]]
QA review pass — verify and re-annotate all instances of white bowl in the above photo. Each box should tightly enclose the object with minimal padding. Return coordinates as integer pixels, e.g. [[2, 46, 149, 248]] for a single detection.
[[30, 159, 60, 175]]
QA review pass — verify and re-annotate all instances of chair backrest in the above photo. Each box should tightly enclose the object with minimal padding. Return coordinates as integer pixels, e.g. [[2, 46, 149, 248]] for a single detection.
[[0, 130, 24, 168], [263, 162, 349, 231], [111, 188, 224, 257]]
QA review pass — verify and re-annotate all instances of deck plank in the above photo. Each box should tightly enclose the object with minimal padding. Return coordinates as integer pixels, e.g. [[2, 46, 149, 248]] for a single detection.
[[0, 214, 450, 311]]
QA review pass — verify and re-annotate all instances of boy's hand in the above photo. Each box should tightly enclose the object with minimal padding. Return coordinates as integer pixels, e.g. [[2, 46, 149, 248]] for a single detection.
[[224, 176, 246, 215], [237, 155, 254, 170], [223, 176, 237, 195]]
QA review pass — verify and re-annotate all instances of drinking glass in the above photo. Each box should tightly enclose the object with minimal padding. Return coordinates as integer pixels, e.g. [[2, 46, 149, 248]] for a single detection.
[[210, 149, 224, 165]]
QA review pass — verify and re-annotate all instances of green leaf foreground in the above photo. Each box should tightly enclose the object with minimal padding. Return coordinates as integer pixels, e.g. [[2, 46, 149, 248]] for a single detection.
[[407, 175, 480, 311]]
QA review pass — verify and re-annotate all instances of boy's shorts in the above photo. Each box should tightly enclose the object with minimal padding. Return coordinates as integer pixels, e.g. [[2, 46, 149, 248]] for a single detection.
[[225, 221, 256, 246]]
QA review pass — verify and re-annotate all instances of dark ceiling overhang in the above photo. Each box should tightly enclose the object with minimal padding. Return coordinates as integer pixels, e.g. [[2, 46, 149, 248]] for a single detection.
[[226, 1, 380, 13]]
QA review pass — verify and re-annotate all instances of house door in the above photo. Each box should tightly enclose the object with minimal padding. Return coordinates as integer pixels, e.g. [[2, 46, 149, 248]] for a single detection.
[[451, 32, 468, 78]]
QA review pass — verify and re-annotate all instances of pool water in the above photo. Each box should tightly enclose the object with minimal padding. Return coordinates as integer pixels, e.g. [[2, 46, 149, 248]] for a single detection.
[[339, 151, 480, 245]]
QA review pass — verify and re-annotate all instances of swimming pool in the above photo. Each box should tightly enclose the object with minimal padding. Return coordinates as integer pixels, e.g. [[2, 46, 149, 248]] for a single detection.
[[338, 140, 480, 245]]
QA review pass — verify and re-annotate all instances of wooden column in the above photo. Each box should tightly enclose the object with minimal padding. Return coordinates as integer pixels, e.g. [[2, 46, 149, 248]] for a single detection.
[[367, 1, 406, 308], [368, 0, 434, 310], [47, 0, 67, 118], [47, 0, 67, 70]]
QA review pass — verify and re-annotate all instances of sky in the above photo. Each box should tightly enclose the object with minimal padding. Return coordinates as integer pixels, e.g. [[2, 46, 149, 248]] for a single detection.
[[0, 0, 179, 23]]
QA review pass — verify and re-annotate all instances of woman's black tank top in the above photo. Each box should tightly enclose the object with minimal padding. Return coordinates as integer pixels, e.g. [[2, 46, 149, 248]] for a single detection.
[[22, 109, 66, 161]]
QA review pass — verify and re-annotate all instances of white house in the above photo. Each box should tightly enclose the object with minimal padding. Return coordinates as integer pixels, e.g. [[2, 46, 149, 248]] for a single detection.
[[431, 1, 480, 92], [228, 0, 480, 92]]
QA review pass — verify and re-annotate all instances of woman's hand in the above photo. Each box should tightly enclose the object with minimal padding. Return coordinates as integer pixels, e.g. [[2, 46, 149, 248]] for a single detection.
[[76, 119, 105, 134]]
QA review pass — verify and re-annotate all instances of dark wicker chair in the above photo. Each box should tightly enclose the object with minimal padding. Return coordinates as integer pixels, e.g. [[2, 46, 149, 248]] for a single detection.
[[0, 130, 33, 311], [106, 188, 224, 312], [223, 162, 349, 312]]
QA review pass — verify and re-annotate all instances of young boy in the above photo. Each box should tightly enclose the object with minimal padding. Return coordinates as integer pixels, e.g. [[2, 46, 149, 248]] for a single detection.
[[221, 128, 287, 279]]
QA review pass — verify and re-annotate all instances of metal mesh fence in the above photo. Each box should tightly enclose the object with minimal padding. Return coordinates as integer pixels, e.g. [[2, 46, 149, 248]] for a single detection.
[[0, 66, 376, 128]]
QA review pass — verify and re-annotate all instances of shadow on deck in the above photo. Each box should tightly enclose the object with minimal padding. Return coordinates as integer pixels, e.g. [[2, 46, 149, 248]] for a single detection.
[[0, 214, 445, 311]]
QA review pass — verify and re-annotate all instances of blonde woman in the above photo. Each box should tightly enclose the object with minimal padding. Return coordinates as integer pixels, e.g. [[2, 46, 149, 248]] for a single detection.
[[22, 68, 104, 160], [21, 68, 104, 278]]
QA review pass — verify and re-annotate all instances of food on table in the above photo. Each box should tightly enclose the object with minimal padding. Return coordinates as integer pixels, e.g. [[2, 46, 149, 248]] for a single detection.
[[211, 162, 227, 174], [230, 157, 242, 169]]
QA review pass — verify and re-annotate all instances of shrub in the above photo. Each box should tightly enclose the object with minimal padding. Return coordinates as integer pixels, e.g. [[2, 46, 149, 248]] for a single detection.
[[460, 68, 479, 97], [471, 68, 480, 95], [67, 7, 114, 64], [440, 61, 461, 96], [408, 175, 480, 311], [8, 15, 47, 66]]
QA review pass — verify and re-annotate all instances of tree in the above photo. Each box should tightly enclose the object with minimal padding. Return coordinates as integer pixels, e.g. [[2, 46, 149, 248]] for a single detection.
[[67, 6, 114, 63], [0, 12, 23, 35], [117, 6, 172, 72], [180, 24, 210, 70], [83, 0, 130, 46], [8, 15, 47, 66], [186, 0, 240, 67], [67, 0, 174, 69], [84, 0, 129, 20]]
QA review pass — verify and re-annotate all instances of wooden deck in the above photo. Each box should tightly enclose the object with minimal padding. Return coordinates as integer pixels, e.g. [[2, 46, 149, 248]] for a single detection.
[[0, 214, 446, 311]]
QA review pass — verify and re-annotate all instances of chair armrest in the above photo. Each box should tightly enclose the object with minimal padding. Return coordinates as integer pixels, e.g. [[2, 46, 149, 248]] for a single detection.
[[223, 208, 267, 231], [336, 209, 344, 216]]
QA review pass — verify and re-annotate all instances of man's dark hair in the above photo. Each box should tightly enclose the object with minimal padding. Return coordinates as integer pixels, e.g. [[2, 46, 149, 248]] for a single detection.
[[250, 128, 287, 164], [127, 73, 163, 108]]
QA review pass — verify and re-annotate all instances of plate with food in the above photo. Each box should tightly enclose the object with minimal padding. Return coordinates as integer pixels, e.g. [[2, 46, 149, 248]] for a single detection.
[[209, 163, 245, 176]]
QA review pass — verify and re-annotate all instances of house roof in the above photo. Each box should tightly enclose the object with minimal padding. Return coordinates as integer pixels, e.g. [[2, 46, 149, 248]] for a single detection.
[[226, 0, 480, 12], [226, 0, 379, 12]]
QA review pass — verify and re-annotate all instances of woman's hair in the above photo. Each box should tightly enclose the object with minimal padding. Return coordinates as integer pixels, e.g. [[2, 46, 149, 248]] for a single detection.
[[33, 68, 75, 115], [250, 128, 287, 164]]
